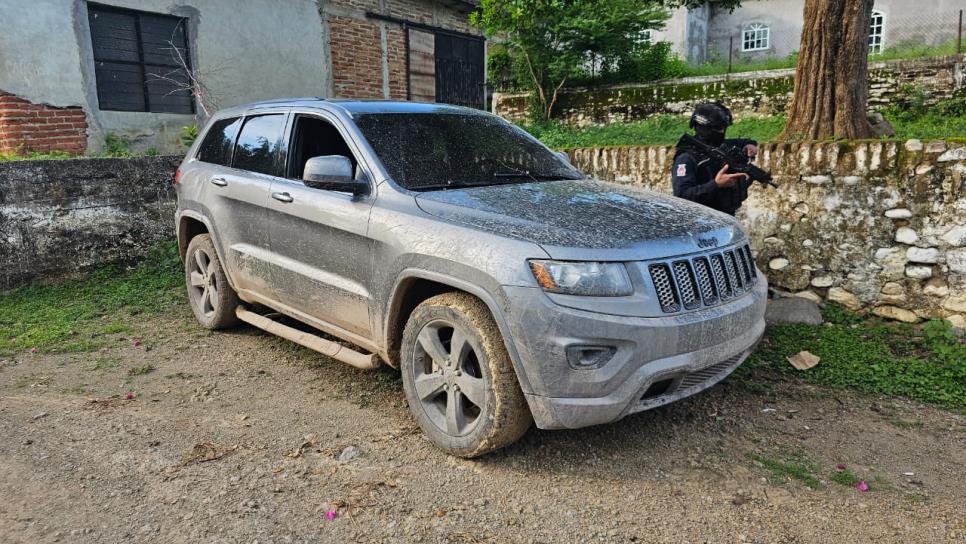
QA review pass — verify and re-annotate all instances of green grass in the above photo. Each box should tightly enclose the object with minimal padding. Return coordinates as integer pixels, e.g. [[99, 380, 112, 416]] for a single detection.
[[128, 364, 155, 376], [742, 305, 966, 410], [0, 243, 183, 356], [751, 453, 822, 489], [523, 110, 966, 149], [830, 468, 862, 487]]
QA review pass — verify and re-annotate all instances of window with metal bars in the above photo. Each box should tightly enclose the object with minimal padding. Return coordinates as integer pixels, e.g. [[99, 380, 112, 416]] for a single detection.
[[87, 3, 194, 114]]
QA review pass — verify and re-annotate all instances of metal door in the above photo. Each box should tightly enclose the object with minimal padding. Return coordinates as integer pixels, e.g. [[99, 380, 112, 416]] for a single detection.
[[434, 33, 485, 109]]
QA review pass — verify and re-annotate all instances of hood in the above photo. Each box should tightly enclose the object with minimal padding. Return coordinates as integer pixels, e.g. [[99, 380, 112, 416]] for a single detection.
[[415, 179, 744, 261]]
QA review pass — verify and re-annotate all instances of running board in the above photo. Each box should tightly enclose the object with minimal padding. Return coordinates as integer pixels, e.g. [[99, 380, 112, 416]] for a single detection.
[[235, 306, 380, 370]]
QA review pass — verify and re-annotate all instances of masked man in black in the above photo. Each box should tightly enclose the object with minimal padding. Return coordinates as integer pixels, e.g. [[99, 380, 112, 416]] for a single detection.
[[672, 102, 759, 216]]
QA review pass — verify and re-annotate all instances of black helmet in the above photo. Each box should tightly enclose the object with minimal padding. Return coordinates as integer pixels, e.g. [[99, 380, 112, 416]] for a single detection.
[[690, 102, 733, 132]]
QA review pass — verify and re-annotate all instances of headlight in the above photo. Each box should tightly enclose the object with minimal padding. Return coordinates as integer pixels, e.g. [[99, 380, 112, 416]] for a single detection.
[[528, 260, 632, 297]]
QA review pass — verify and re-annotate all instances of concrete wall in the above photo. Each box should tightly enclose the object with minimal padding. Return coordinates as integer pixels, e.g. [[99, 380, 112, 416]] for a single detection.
[[0, 0, 328, 153], [566, 140, 966, 327], [0, 156, 180, 289], [493, 55, 966, 126]]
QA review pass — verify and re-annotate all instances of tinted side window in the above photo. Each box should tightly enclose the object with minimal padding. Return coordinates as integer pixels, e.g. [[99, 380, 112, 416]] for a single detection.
[[232, 114, 286, 175], [196, 117, 242, 166]]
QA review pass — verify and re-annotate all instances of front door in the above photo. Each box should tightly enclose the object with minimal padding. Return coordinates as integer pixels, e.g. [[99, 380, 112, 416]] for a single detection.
[[265, 112, 374, 339]]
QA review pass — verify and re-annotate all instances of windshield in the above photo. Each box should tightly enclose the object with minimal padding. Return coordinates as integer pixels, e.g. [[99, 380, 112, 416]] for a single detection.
[[354, 112, 583, 190]]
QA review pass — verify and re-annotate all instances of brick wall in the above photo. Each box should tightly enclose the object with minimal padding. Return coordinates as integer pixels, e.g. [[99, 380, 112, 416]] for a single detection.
[[326, 0, 480, 100], [0, 91, 88, 155]]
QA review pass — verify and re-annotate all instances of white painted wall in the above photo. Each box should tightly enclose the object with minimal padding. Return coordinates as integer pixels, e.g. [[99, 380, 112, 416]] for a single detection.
[[0, 0, 328, 152]]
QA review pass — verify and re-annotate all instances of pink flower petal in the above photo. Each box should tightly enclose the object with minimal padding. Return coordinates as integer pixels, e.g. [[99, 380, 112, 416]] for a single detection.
[[132, 340, 142, 348], [29, 347, 38, 354], [855, 481, 869, 492], [836, 463, 846, 472], [325, 510, 337, 520], [123, 392, 136, 400]]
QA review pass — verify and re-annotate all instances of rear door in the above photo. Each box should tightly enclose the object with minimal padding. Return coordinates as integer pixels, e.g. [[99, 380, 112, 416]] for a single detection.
[[265, 110, 376, 340], [205, 110, 288, 296]]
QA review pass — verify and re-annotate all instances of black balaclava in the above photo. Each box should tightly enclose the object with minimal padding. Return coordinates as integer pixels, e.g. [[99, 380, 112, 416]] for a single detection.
[[690, 102, 733, 147]]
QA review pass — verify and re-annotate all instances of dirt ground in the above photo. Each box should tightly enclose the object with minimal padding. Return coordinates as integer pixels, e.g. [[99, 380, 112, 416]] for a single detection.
[[1, 307, 964, 544]]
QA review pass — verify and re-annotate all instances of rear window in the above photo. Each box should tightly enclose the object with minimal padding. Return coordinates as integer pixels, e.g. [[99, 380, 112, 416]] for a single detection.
[[196, 117, 241, 166], [231, 114, 286, 175]]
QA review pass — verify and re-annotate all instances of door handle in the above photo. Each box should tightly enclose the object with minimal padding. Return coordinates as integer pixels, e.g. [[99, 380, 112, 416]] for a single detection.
[[271, 191, 294, 203], [210, 177, 228, 187]]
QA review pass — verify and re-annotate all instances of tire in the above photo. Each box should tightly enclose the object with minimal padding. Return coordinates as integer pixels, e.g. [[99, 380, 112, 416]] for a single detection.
[[401, 292, 532, 457], [184, 234, 240, 329]]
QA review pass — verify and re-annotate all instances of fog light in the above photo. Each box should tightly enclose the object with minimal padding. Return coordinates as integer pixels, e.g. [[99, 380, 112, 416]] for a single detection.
[[565, 345, 616, 370]]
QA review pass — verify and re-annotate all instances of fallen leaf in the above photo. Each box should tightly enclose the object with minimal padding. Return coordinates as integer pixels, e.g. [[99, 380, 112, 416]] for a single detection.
[[836, 463, 847, 472], [787, 351, 820, 371], [855, 481, 869, 492], [123, 392, 136, 400]]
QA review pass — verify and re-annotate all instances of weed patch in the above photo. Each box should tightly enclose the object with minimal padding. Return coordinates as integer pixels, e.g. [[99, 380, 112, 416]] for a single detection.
[[128, 364, 155, 376], [751, 453, 822, 489], [744, 305, 966, 410], [0, 243, 183, 356]]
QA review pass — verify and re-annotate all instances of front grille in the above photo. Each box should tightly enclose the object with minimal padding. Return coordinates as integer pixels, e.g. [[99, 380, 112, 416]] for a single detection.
[[648, 244, 758, 314], [679, 354, 743, 389], [649, 264, 680, 313]]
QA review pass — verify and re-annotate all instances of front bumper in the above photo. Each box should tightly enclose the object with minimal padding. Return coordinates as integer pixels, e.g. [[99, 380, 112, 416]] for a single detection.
[[503, 278, 767, 430]]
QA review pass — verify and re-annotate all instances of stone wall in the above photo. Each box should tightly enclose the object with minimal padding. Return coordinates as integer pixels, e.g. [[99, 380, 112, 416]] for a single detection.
[[495, 55, 966, 126], [0, 156, 180, 290], [567, 140, 966, 327]]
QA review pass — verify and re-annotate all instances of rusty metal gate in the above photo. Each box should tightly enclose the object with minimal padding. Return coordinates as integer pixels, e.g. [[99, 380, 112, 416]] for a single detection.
[[433, 33, 485, 110]]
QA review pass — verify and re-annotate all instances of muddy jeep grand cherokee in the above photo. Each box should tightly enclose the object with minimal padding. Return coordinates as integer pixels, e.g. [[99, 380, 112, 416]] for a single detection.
[[175, 99, 767, 457]]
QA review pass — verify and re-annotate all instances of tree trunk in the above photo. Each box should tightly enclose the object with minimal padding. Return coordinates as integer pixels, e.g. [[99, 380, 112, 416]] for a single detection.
[[780, 0, 876, 140]]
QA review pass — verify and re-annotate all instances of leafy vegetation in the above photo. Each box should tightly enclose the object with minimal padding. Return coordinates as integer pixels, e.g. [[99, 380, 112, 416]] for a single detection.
[[180, 124, 199, 148], [0, 243, 183, 356], [742, 305, 966, 410]]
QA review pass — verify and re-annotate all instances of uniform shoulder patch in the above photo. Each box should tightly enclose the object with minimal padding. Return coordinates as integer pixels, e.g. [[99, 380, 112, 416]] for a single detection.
[[676, 163, 687, 177]]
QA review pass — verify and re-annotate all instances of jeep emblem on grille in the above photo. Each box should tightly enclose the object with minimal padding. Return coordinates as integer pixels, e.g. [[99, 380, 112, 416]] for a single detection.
[[697, 236, 719, 248]]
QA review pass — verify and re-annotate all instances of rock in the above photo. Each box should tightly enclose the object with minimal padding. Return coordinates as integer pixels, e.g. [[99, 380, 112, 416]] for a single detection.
[[924, 140, 948, 154], [947, 315, 966, 332], [872, 306, 919, 323], [916, 165, 935, 176], [906, 247, 940, 264], [779, 223, 792, 232], [923, 278, 949, 297], [827, 287, 861, 311], [792, 290, 823, 304], [840, 176, 861, 185], [942, 226, 966, 247], [765, 297, 823, 326], [937, 146, 966, 162], [880, 282, 904, 296], [942, 295, 966, 314], [793, 202, 809, 214], [810, 275, 834, 288], [768, 258, 789, 270], [803, 175, 831, 185], [338, 445, 360, 463], [763, 236, 784, 246], [904, 139, 923, 152], [904, 265, 932, 279], [873, 248, 908, 281], [802, 239, 814, 247], [895, 227, 918, 245], [868, 113, 896, 137], [947, 249, 966, 274], [884, 208, 912, 219]]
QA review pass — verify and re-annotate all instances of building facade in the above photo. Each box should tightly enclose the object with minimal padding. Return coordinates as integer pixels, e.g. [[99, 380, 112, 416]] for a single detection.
[[0, 0, 482, 154], [652, 0, 964, 64]]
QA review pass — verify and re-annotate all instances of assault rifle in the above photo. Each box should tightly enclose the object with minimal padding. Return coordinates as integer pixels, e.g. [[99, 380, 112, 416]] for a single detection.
[[679, 134, 778, 189]]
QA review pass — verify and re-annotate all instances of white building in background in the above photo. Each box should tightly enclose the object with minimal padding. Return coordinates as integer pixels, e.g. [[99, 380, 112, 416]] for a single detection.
[[651, 0, 965, 64]]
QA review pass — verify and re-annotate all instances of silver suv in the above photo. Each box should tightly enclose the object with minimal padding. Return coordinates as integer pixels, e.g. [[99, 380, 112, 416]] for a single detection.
[[175, 99, 767, 457]]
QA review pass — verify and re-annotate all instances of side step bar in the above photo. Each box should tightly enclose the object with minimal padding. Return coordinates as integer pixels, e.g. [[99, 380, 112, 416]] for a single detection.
[[235, 306, 380, 370]]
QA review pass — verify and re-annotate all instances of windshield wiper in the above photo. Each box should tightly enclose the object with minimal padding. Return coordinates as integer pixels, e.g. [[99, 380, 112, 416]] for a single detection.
[[492, 172, 572, 181], [415, 179, 497, 191]]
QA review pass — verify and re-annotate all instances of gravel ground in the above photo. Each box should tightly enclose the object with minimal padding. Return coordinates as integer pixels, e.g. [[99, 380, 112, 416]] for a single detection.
[[1, 307, 964, 543]]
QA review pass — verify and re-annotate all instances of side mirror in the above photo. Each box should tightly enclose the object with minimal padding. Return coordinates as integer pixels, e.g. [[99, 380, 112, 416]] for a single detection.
[[555, 150, 572, 165], [303, 155, 365, 194]]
